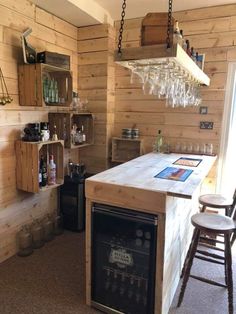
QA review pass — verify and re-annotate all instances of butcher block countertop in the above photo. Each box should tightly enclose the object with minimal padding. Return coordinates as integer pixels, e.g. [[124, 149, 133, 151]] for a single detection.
[[86, 152, 216, 199]]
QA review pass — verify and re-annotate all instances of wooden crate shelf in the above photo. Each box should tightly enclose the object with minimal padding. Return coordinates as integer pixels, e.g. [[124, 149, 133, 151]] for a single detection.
[[16, 140, 64, 193], [48, 112, 94, 149], [112, 137, 143, 163], [18, 63, 72, 107]]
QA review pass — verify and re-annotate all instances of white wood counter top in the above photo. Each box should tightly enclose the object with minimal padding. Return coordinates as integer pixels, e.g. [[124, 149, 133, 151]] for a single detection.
[[86, 152, 216, 199]]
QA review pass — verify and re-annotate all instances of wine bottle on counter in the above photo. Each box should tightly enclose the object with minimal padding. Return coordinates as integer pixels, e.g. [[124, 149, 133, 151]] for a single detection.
[[153, 130, 163, 153]]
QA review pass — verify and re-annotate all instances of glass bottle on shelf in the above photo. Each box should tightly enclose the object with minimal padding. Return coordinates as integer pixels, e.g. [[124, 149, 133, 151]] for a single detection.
[[43, 77, 49, 103], [39, 159, 42, 188], [186, 40, 191, 56], [191, 47, 196, 62], [81, 125, 86, 143], [173, 20, 182, 45], [71, 124, 77, 145], [153, 130, 163, 153], [74, 128, 83, 145], [54, 80, 59, 103], [71, 92, 81, 111], [40, 155, 47, 187], [48, 155, 56, 185]]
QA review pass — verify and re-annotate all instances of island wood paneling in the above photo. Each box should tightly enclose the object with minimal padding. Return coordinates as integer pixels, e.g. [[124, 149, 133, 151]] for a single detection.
[[0, 0, 78, 262], [78, 24, 115, 174], [114, 4, 236, 193]]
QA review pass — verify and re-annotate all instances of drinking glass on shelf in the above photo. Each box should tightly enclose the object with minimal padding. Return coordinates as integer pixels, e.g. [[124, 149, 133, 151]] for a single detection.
[[180, 142, 187, 153], [193, 143, 200, 154], [186, 143, 193, 153], [175, 142, 181, 153], [205, 143, 213, 155], [199, 143, 206, 154]]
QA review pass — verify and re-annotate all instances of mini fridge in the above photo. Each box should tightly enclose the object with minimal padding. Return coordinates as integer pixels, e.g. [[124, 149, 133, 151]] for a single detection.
[[91, 203, 158, 314]]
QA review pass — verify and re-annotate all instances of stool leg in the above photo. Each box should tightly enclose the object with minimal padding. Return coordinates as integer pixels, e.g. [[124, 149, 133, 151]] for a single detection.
[[225, 233, 233, 314], [200, 205, 206, 213], [177, 228, 200, 307], [180, 228, 199, 279]]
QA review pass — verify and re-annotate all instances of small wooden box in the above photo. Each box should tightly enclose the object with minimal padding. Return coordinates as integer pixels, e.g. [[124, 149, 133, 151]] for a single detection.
[[37, 51, 70, 70], [112, 137, 143, 163], [141, 13, 175, 46]]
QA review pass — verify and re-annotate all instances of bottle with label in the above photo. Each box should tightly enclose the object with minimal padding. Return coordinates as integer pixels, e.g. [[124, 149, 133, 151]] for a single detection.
[[74, 128, 83, 145], [71, 124, 77, 145], [48, 155, 56, 185], [81, 125, 86, 143], [154, 130, 163, 153], [40, 155, 47, 187], [196, 52, 202, 69], [191, 47, 196, 62], [186, 40, 191, 57], [173, 21, 182, 45], [39, 160, 42, 187]]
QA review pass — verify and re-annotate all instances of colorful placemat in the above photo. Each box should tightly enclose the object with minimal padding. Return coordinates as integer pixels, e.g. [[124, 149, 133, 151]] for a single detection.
[[154, 167, 193, 182], [173, 157, 202, 167]]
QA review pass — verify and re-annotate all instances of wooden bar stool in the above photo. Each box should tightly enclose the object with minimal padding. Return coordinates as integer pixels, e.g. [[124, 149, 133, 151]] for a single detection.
[[199, 189, 236, 216], [177, 212, 236, 314]]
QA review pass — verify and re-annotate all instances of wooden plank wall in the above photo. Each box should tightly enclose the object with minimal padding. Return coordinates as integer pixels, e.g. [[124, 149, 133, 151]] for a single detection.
[[0, 0, 78, 262], [114, 4, 236, 193], [78, 25, 115, 174]]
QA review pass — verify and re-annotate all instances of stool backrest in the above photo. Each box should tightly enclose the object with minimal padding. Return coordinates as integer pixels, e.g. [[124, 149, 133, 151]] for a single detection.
[[230, 188, 236, 220]]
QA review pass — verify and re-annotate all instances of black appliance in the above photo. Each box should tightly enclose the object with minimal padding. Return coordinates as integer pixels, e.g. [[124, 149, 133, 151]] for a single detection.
[[91, 203, 158, 314], [60, 176, 85, 231]]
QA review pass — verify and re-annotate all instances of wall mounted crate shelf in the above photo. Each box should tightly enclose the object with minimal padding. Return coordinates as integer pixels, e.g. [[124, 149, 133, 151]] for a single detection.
[[16, 140, 64, 193], [18, 63, 72, 107], [112, 137, 143, 163], [48, 112, 94, 149]]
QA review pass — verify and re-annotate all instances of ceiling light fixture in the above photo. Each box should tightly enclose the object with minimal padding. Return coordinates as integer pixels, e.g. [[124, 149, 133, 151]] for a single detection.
[[114, 0, 210, 108]]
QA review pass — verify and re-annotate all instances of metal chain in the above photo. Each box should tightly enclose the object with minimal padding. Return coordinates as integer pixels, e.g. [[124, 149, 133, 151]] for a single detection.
[[118, 0, 127, 54], [166, 0, 173, 49]]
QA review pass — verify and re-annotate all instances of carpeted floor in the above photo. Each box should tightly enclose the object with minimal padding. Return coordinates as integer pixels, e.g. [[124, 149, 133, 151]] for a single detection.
[[0, 231, 235, 314]]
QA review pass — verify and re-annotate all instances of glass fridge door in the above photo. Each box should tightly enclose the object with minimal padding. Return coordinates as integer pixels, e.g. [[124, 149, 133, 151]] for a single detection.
[[91, 203, 158, 314]]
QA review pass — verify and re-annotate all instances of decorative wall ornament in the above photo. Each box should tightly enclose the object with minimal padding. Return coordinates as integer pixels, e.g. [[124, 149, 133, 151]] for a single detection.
[[0, 67, 13, 105]]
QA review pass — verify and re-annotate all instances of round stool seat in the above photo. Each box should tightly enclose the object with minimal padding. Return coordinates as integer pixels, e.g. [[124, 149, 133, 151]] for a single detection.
[[191, 213, 236, 234], [199, 194, 233, 208]]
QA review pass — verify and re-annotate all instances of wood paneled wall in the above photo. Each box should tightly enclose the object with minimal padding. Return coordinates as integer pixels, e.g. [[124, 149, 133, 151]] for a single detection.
[[0, 0, 78, 262], [114, 4, 236, 193], [1, 2, 236, 262], [78, 24, 115, 173]]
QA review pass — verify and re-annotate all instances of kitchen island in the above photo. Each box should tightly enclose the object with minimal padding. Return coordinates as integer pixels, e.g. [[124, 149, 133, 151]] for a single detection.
[[85, 152, 216, 314]]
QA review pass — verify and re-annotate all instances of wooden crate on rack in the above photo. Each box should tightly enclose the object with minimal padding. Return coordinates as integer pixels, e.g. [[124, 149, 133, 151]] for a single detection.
[[15, 140, 64, 193], [48, 112, 94, 149], [141, 13, 175, 46], [18, 63, 72, 107], [112, 137, 143, 163]]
